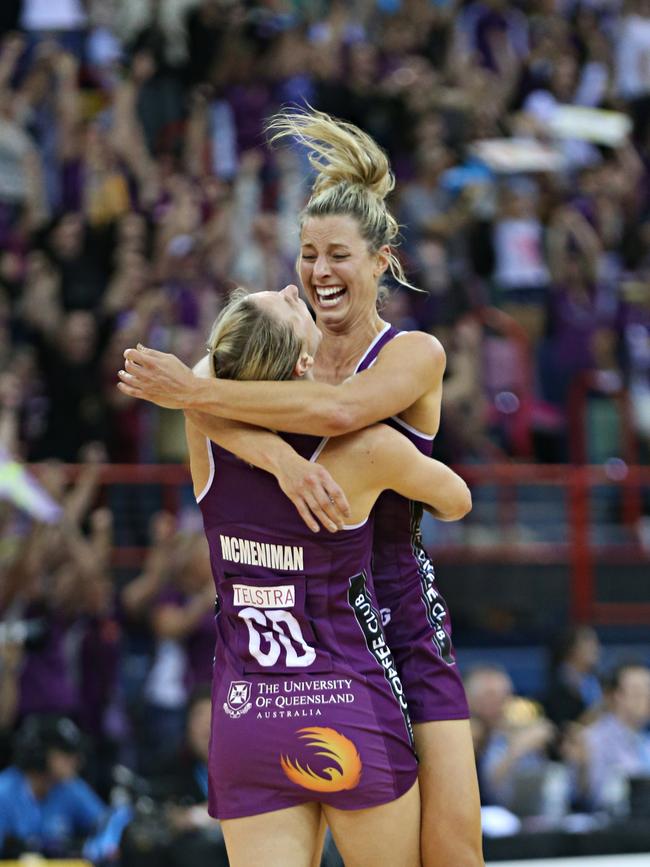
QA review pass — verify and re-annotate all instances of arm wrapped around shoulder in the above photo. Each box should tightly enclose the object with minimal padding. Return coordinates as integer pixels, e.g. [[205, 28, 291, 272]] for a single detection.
[[366, 424, 472, 522]]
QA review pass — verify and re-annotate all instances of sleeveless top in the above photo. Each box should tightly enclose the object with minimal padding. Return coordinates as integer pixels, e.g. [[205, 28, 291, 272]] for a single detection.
[[196, 431, 418, 817], [354, 324, 455, 667]]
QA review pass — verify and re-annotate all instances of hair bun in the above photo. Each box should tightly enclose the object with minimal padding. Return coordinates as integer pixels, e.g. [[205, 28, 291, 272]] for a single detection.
[[267, 107, 395, 202]]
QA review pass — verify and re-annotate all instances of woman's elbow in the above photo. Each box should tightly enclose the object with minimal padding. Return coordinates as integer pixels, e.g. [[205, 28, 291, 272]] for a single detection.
[[322, 403, 358, 436], [457, 484, 473, 519]]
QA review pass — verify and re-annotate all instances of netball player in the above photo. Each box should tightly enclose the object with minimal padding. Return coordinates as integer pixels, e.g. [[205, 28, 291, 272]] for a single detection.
[[185, 285, 471, 867], [119, 108, 484, 867]]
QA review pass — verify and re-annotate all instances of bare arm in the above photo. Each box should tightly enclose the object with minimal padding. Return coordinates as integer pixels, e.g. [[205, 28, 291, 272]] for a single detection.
[[347, 424, 472, 521], [119, 331, 445, 436], [185, 356, 350, 532], [0, 642, 23, 730], [185, 357, 306, 476], [483, 720, 556, 790], [0, 374, 21, 456], [110, 55, 159, 207], [54, 50, 80, 162], [120, 513, 179, 619], [187, 411, 349, 533], [151, 588, 215, 641]]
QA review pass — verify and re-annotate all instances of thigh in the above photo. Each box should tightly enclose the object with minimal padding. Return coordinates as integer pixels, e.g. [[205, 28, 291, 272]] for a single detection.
[[415, 719, 484, 867], [309, 812, 327, 867], [221, 801, 321, 867], [323, 780, 420, 867]]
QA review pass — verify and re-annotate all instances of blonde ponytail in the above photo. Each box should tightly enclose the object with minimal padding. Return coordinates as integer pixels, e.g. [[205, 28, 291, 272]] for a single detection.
[[267, 107, 423, 294], [267, 106, 394, 200]]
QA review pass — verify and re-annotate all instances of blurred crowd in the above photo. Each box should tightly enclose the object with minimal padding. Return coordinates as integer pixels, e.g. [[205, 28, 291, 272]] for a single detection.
[[467, 629, 650, 831], [2, 0, 650, 861], [0, 0, 649, 466], [0, 456, 229, 861]]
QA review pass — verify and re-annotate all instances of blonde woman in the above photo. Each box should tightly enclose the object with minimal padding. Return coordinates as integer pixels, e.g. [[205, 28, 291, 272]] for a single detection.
[[120, 108, 484, 867], [182, 284, 470, 867]]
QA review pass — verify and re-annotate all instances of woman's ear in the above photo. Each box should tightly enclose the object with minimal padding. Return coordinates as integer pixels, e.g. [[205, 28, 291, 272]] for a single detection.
[[374, 245, 391, 279], [294, 351, 314, 378]]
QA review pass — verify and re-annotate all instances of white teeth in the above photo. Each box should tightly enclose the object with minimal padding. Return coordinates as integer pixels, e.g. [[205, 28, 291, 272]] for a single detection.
[[315, 286, 346, 307], [315, 286, 345, 297]]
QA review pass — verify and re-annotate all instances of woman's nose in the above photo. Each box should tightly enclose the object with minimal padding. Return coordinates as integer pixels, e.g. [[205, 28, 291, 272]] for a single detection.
[[281, 284, 299, 300], [313, 255, 331, 278]]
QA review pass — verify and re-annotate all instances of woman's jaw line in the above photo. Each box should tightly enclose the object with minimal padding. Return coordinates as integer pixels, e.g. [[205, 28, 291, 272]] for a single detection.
[[301, 281, 384, 338], [314, 304, 385, 342]]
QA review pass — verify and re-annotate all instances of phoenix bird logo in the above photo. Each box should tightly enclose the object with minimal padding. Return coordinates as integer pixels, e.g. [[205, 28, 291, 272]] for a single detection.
[[280, 727, 362, 792]]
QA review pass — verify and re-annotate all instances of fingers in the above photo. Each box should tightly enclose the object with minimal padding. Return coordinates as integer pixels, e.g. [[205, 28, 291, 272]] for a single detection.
[[305, 493, 340, 533], [312, 470, 351, 529], [123, 346, 165, 369], [135, 344, 168, 360], [116, 378, 146, 399], [289, 491, 340, 534], [320, 479, 351, 521], [292, 497, 320, 534], [123, 347, 148, 367], [287, 471, 352, 534], [123, 358, 143, 377], [118, 351, 151, 394], [118, 362, 148, 388]]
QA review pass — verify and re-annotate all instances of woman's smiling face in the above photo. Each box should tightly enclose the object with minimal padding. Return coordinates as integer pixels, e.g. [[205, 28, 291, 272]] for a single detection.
[[253, 283, 322, 359], [298, 215, 389, 330]]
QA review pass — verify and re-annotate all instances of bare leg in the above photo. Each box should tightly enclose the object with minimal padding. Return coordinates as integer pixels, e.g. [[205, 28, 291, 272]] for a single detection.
[[309, 811, 328, 867], [222, 801, 321, 867], [415, 719, 484, 867], [323, 780, 420, 867]]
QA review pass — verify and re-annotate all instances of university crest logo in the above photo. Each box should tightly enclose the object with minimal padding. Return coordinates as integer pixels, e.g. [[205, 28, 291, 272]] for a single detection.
[[223, 680, 253, 719]]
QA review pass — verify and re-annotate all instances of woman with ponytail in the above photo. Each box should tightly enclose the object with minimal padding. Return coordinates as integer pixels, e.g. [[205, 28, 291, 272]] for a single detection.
[[120, 108, 484, 867]]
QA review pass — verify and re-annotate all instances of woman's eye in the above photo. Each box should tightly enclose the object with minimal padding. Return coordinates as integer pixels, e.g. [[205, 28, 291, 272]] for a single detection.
[[301, 254, 316, 261], [333, 254, 349, 260]]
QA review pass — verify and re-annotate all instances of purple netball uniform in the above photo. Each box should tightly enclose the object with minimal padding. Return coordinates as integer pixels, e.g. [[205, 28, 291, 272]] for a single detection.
[[197, 434, 417, 820], [355, 325, 469, 724]]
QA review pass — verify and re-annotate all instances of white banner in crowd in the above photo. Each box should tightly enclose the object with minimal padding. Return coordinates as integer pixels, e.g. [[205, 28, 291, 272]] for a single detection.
[[548, 106, 632, 147], [471, 139, 566, 174], [0, 447, 63, 523]]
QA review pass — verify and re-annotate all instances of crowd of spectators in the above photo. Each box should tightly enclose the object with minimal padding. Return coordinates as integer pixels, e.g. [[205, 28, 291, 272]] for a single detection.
[[2, 0, 650, 862], [466, 630, 650, 828], [0, 0, 650, 466]]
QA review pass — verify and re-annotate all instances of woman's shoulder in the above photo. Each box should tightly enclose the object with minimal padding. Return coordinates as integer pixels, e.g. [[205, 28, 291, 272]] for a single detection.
[[323, 423, 404, 463], [379, 328, 445, 363]]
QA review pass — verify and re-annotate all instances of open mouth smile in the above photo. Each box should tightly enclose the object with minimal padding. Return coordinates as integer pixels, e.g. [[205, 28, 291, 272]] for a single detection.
[[314, 286, 347, 308]]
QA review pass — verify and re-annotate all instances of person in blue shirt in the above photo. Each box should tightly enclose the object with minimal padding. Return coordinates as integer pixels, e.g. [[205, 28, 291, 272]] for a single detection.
[[0, 715, 106, 858]]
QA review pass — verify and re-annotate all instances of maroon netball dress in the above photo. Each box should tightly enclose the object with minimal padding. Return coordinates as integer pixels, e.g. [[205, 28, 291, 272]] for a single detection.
[[354, 324, 469, 724], [196, 432, 417, 820]]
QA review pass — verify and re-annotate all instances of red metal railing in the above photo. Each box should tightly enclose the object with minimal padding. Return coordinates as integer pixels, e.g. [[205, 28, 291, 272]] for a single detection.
[[30, 461, 650, 626], [456, 463, 650, 625]]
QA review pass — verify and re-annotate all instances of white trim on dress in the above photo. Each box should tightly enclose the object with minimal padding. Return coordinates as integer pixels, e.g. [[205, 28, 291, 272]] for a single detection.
[[389, 415, 435, 441], [353, 323, 392, 374], [309, 436, 330, 463], [196, 437, 216, 503]]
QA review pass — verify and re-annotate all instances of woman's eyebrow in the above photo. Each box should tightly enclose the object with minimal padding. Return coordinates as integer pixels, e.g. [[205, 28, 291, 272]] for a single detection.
[[301, 239, 350, 246]]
